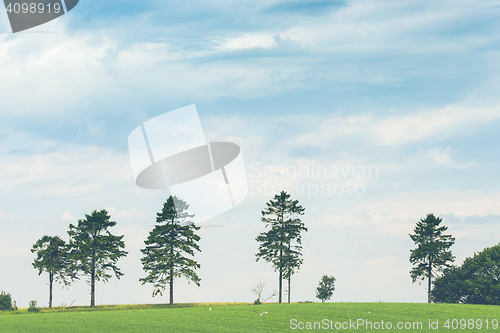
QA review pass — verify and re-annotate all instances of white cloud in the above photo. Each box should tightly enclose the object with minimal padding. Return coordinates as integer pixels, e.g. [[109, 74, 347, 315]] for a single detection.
[[282, 0, 498, 54], [0, 20, 118, 117], [371, 105, 499, 146], [106, 206, 117, 216], [0, 25, 307, 117], [61, 211, 75, 220], [0, 135, 132, 198], [286, 104, 500, 148], [318, 188, 500, 237], [0, 235, 28, 259], [367, 189, 500, 220], [405, 146, 478, 168], [214, 33, 277, 51], [114, 223, 149, 252], [114, 209, 150, 220], [417, 146, 454, 165], [1, 0, 497, 122], [366, 256, 397, 265], [452, 227, 492, 240], [34, 183, 102, 198]]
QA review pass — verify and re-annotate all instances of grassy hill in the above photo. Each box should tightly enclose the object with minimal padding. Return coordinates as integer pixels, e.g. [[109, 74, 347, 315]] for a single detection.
[[0, 302, 499, 332]]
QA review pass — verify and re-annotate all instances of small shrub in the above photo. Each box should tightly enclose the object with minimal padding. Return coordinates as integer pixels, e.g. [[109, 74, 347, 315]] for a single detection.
[[0, 291, 13, 311], [253, 299, 262, 305], [28, 300, 40, 313]]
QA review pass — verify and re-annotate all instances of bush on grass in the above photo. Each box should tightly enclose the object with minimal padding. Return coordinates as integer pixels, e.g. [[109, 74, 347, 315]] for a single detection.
[[28, 300, 40, 313], [0, 291, 13, 311]]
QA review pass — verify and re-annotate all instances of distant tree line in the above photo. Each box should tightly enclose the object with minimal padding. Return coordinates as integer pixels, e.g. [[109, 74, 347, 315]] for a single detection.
[[29, 197, 198, 308], [28, 191, 313, 308], [29, 196, 202, 308], [26, 192, 500, 309]]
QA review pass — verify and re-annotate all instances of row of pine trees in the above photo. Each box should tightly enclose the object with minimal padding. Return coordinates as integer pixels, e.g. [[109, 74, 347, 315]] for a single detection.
[[31, 192, 499, 308], [32, 191, 308, 308]]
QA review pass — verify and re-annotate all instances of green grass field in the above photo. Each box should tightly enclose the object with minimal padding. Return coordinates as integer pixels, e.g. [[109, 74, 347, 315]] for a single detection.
[[0, 302, 499, 332]]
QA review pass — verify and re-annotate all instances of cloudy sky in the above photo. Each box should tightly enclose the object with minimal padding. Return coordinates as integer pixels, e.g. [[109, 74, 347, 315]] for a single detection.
[[1, 0, 500, 308]]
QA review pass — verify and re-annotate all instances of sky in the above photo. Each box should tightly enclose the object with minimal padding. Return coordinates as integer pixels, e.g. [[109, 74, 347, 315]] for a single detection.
[[1, 0, 500, 308]]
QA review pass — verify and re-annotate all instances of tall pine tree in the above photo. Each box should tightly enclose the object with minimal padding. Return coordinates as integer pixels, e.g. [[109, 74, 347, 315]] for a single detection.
[[68, 209, 128, 307], [140, 196, 201, 305], [409, 213, 455, 303], [256, 191, 306, 303]]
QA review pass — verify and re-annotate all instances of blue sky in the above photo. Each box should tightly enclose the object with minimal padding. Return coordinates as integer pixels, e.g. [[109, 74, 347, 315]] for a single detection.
[[1, 0, 500, 307]]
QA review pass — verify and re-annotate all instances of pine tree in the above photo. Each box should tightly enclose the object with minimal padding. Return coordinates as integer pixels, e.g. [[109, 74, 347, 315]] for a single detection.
[[409, 213, 455, 303], [31, 235, 75, 308], [140, 196, 201, 305], [68, 209, 128, 307], [256, 191, 306, 303]]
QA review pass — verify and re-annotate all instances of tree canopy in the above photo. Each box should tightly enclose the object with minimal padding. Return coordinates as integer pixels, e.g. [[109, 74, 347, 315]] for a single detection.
[[68, 209, 128, 307], [140, 196, 201, 305], [409, 213, 455, 303], [432, 243, 500, 305]]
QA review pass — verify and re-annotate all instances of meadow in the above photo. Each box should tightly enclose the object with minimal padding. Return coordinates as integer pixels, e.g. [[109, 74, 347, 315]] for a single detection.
[[0, 302, 499, 332]]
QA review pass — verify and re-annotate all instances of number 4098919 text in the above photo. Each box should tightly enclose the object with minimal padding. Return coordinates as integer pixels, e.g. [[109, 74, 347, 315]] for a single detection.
[[6, 2, 62, 14]]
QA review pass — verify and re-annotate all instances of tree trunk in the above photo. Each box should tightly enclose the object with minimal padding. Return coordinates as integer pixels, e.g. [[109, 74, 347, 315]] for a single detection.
[[428, 258, 432, 303], [169, 267, 174, 305], [287, 276, 291, 304], [279, 247, 282, 304], [287, 240, 292, 304], [278, 211, 283, 304], [49, 272, 53, 308], [428, 233, 433, 304], [169, 217, 174, 305], [91, 267, 95, 307], [278, 268, 282, 304]]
